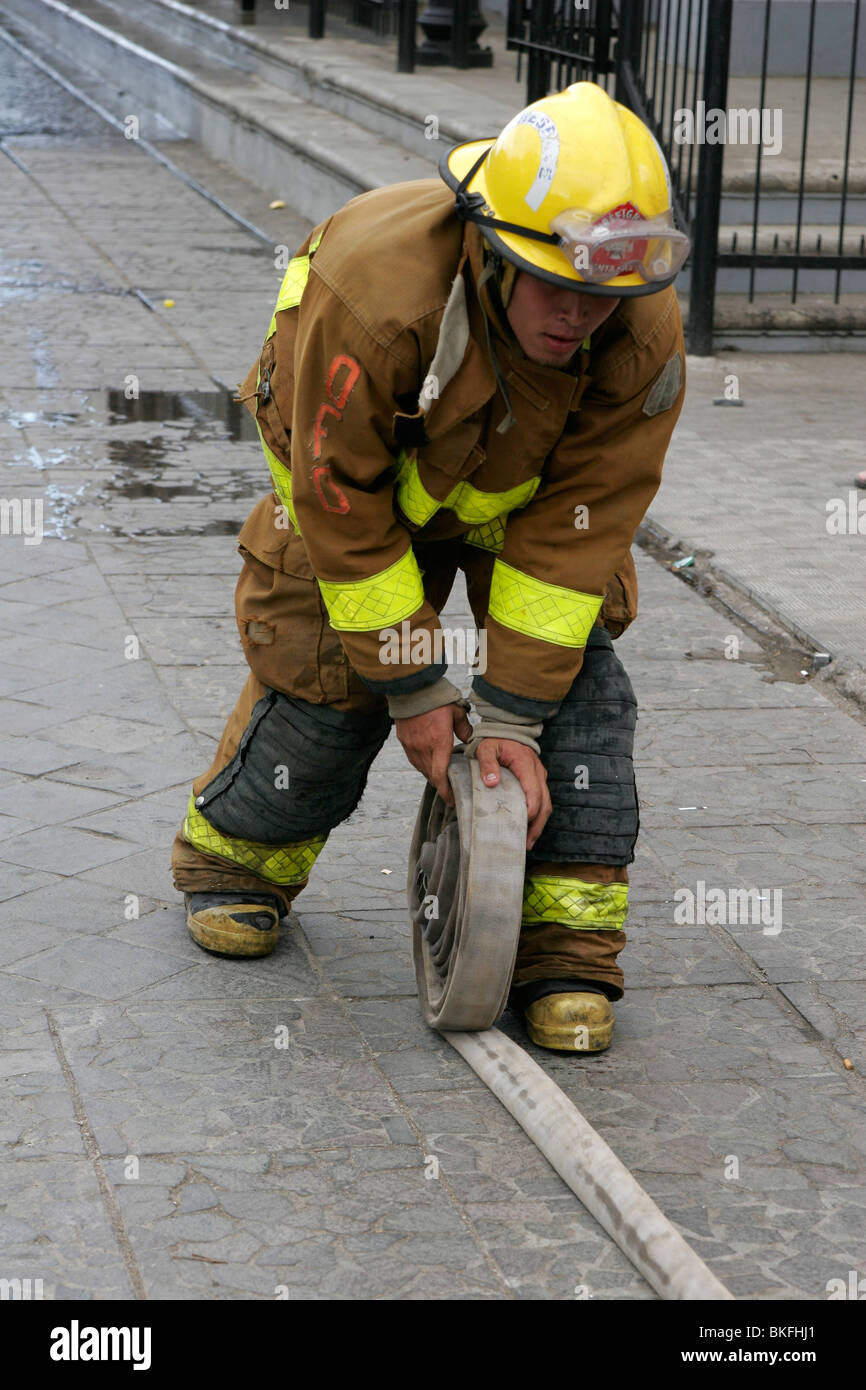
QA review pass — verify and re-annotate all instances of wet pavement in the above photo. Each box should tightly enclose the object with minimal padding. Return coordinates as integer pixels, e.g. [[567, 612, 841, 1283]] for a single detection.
[[1, 36, 865, 1302], [4, 390, 261, 540]]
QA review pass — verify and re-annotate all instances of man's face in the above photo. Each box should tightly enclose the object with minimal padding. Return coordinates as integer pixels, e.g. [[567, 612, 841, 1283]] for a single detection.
[[505, 270, 621, 367]]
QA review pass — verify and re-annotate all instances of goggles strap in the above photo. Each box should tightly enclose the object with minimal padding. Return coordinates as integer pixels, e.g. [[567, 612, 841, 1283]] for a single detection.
[[453, 149, 560, 246]]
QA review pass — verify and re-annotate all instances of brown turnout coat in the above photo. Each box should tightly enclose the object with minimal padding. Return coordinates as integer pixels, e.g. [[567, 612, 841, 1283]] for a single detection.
[[236, 178, 686, 717]]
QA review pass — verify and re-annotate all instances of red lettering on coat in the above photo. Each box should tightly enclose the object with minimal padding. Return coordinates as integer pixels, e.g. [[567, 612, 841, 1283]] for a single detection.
[[312, 402, 341, 460], [312, 464, 351, 514], [309, 355, 362, 510], [326, 354, 361, 410]]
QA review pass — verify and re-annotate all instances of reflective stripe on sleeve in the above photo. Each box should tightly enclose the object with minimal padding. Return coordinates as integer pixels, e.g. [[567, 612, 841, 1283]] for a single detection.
[[317, 549, 425, 632], [489, 559, 603, 648]]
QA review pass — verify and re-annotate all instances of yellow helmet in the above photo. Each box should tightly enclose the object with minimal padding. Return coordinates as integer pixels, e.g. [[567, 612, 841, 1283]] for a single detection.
[[440, 81, 689, 296]]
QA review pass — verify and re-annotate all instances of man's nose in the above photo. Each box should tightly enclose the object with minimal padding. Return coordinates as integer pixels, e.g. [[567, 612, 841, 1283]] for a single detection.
[[556, 293, 593, 325]]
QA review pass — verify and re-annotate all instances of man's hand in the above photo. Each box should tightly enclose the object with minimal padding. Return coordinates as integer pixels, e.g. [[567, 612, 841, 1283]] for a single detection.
[[395, 703, 473, 806], [475, 738, 552, 851]]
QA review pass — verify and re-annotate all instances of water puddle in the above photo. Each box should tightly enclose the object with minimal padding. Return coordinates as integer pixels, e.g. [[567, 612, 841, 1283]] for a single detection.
[[2, 388, 265, 539], [103, 388, 259, 441]]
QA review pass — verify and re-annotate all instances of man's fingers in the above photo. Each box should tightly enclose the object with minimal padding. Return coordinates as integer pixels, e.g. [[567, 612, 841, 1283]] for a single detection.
[[455, 712, 473, 742], [518, 772, 547, 849], [401, 744, 428, 781], [475, 740, 502, 787], [515, 764, 543, 824], [430, 743, 454, 804], [526, 783, 553, 850], [474, 739, 553, 850]]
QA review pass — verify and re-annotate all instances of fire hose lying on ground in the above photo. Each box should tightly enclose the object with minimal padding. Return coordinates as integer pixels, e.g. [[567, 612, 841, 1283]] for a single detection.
[[408, 755, 732, 1301]]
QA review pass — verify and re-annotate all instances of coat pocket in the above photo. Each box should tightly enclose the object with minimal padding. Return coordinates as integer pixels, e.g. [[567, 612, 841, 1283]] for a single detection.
[[238, 496, 314, 579], [413, 418, 483, 480]]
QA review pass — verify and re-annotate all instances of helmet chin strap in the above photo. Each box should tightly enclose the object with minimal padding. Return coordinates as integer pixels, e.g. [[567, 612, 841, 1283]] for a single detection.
[[498, 258, 517, 308], [477, 254, 516, 435]]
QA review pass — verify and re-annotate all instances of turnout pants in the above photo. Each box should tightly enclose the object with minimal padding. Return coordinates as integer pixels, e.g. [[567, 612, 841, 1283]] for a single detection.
[[172, 512, 640, 998]]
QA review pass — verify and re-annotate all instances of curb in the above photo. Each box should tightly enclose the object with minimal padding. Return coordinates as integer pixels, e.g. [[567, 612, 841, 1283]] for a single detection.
[[638, 513, 866, 714]]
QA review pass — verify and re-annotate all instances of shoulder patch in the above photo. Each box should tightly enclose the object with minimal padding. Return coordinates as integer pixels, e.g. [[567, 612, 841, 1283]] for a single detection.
[[642, 351, 683, 417]]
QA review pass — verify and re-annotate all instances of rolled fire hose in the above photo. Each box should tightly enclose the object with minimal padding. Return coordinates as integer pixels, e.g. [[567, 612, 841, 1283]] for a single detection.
[[408, 755, 734, 1300]]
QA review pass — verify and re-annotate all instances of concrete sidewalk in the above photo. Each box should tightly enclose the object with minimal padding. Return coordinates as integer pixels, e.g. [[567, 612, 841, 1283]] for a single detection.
[[1, 42, 865, 1300]]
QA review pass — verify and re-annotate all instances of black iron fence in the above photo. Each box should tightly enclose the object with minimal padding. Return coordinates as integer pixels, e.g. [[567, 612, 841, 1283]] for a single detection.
[[509, 0, 866, 350], [507, 0, 616, 102]]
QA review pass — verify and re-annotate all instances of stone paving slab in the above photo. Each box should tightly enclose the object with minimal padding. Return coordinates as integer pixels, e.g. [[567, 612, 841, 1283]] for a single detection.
[[0, 1156, 135, 1298], [656, 356, 866, 684]]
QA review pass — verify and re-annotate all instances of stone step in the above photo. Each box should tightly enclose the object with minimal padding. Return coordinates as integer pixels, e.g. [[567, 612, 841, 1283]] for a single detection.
[[718, 224, 866, 257], [0, 0, 432, 221]]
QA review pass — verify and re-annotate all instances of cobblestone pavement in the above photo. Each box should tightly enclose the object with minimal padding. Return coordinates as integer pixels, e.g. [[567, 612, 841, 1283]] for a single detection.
[[1, 42, 865, 1301]]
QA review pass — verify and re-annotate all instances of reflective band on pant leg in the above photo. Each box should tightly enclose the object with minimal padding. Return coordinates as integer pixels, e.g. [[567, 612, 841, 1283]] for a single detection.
[[522, 875, 628, 930], [183, 795, 326, 886], [529, 629, 639, 865], [192, 690, 391, 845]]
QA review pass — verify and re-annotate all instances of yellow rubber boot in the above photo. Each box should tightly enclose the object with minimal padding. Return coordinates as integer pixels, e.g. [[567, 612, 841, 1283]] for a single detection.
[[525, 991, 615, 1052], [185, 893, 281, 957]]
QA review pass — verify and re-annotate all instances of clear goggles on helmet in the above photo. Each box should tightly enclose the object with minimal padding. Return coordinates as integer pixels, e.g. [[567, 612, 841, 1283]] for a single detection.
[[550, 208, 691, 284]]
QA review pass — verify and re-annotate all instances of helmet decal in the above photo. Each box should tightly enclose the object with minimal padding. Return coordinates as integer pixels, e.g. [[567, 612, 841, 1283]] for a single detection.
[[587, 202, 647, 279], [515, 111, 560, 213]]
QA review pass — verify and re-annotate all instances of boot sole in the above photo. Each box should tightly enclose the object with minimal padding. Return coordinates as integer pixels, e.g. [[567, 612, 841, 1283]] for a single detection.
[[186, 907, 278, 957], [526, 1017, 614, 1052]]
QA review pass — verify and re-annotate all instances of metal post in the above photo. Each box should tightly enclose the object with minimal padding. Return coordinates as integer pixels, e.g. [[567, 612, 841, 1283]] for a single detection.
[[308, 0, 325, 38], [526, 0, 552, 102], [594, 0, 614, 82], [614, 0, 643, 107], [452, 0, 470, 67], [398, 0, 418, 70], [687, 0, 732, 356]]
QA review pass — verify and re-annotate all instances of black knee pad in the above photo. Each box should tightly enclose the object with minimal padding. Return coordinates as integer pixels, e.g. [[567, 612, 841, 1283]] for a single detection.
[[195, 691, 391, 845], [530, 629, 639, 866]]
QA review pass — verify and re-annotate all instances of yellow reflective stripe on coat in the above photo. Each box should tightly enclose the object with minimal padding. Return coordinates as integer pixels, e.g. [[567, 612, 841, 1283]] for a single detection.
[[489, 559, 603, 647], [318, 549, 424, 631], [256, 425, 299, 533], [448, 473, 540, 524], [394, 450, 440, 527], [395, 450, 540, 528], [265, 231, 325, 339], [522, 876, 628, 930], [183, 795, 326, 886], [464, 516, 506, 552]]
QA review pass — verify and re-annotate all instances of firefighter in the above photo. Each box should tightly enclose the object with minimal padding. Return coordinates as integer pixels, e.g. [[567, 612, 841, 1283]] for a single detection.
[[170, 81, 689, 1052]]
